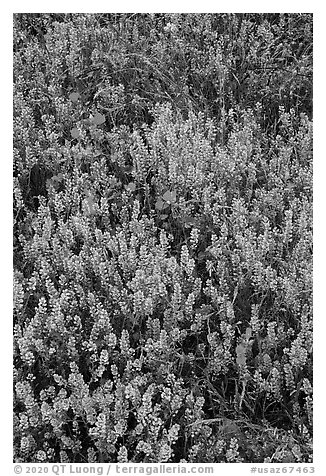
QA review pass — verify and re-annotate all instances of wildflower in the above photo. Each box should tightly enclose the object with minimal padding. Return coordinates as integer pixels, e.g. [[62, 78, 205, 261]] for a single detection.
[[117, 445, 128, 463], [225, 438, 242, 462]]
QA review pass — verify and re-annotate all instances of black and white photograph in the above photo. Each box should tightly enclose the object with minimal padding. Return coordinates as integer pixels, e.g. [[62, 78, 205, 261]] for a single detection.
[[12, 10, 314, 467]]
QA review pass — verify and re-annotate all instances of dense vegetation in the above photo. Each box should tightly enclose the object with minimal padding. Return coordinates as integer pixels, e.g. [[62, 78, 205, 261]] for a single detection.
[[13, 13, 313, 463]]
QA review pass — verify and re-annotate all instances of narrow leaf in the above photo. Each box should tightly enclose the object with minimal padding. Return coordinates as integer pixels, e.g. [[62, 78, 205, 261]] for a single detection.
[[236, 343, 246, 366]]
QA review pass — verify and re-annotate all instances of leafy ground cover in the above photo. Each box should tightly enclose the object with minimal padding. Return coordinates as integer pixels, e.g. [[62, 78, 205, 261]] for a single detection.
[[13, 13, 313, 463]]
